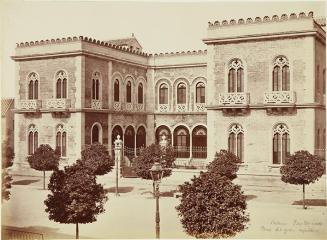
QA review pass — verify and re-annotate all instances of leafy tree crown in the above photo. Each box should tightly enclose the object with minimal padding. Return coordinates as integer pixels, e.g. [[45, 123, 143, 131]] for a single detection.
[[2, 140, 14, 169], [27, 144, 60, 171]]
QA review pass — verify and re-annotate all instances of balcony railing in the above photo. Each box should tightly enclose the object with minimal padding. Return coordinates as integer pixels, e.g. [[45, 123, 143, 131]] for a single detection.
[[219, 92, 250, 106], [113, 102, 121, 111], [135, 103, 144, 111], [264, 91, 296, 104], [44, 98, 71, 110], [91, 99, 102, 109], [158, 104, 169, 112], [176, 104, 187, 112], [195, 103, 206, 112], [16, 99, 42, 110], [125, 102, 134, 112]]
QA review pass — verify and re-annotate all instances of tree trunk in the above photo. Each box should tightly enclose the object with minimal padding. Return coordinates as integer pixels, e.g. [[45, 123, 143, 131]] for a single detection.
[[76, 222, 79, 239], [153, 182, 155, 198], [43, 171, 45, 190], [303, 184, 307, 209]]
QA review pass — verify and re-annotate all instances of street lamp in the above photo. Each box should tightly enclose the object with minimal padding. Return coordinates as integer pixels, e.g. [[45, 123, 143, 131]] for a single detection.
[[149, 162, 164, 239]]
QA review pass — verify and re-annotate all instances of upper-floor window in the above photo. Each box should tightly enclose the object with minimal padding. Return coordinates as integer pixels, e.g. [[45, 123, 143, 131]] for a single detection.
[[159, 83, 168, 104], [28, 72, 39, 100], [273, 56, 290, 91], [138, 83, 143, 104], [28, 124, 38, 155], [228, 59, 244, 92], [177, 83, 186, 104], [56, 124, 67, 157], [126, 81, 132, 103], [273, 123, 290, 164], [114, 79, 120, 102], [228, 124, 244, 162], [56, 70, 67, 98], [92, 72, 100, 100], [196, 82, 205, 103]]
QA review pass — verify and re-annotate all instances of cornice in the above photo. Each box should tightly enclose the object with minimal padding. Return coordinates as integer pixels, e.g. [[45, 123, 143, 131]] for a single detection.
[[148, 63, 207, 69], [203, 30, 325, 45]]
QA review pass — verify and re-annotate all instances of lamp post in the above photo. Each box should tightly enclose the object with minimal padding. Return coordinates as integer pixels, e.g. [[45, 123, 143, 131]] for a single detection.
[[149, 162, 164, 239], [114, 135, 122, 196]]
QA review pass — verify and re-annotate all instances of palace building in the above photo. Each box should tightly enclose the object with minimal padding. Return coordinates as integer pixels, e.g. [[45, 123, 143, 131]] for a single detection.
[[12, 12, 326, 174]]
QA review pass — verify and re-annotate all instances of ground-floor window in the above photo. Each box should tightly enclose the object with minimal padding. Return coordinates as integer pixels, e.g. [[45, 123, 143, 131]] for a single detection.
[[136, 126, 146, 155], [192, 126, 207, 158], [174, 126, 190, 158], [91, 123, 102, 144], [124, 125, 135, 159], [273, 124, 290, 164], [228, 124, 244, 162], [28, 124, 38, 155]]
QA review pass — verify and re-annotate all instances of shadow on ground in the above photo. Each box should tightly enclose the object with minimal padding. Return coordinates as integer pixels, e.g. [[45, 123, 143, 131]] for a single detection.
[[12, 179, 40, 185], [246, 195, 257, 201], [292, 199, 327, 206], [105, 186, 134, 194], [2, 225, 90, 239]]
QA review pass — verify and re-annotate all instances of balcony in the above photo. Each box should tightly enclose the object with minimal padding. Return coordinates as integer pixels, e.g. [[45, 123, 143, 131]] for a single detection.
[[194, 103, 206, 112], [113, 102, 122, 111], [135, 103, 144, 111], [91, 99, 102, 110], [218, 92, 250, 106], [176, 104, 187, 112], [158, 104, 169, 112], [16, 99, 42, 110], [264, 91, 296, 105], [125, 103, 134, 112], [44, 98, 71, 110]]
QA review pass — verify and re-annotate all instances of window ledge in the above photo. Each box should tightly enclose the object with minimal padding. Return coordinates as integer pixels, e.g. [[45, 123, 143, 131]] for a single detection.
[[268, 164, 283, 168]]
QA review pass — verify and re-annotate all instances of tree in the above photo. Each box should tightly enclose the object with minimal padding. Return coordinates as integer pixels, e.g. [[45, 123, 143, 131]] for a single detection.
[[2, 140, 14, 201], [79, 144, 114, 175], [280, 150, 325, 209], [27, 144, 60, 189], [207, 150, 241, 180], [44, 162, 107, 239], [133, 144, 175, 180], [176, 172, 249, 238]]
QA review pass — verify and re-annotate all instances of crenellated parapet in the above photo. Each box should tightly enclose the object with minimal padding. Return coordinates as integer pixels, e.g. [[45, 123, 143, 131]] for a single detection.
[[208, 12, 314, 28], [148, 49, 207, 57], [16, 36, 149, 57]]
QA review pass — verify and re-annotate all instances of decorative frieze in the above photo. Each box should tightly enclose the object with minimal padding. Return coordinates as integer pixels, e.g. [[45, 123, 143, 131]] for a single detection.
[[91, 99, 102, 110], [218, 92, 249, 106], [16, 99, 41, 110], [45, 98, 71, 110], [264, 91, 296, 104]]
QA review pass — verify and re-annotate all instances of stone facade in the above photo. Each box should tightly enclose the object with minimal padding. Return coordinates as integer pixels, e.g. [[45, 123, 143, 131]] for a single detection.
[[12, 12, 325, 174]]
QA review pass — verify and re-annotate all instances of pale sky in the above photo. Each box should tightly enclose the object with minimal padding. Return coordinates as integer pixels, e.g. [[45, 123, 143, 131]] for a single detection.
[[0, 0, 325, 98]]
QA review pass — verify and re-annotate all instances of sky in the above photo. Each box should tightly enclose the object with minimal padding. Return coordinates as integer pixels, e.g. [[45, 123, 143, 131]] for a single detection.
[[0, 0, 325, 98]]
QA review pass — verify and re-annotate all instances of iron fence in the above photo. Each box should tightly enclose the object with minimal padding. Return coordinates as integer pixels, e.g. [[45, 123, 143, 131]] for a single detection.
[[2, 228, 44, 240]]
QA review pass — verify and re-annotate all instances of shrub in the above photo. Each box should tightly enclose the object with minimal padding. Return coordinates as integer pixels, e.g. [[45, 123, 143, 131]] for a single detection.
[[1, 140, 14, 202], [207, 150, 241, 180], [80, 144, 114, 175], [44, 162, 107, 239], [176, 172, 249, 238], [133, 144, 175, 180], [280, 150, 325, 209], [27, 144, 60, 189]]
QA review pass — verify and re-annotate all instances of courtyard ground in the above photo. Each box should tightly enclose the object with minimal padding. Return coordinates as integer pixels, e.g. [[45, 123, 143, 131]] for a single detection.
[[2, 170, 327, 239]]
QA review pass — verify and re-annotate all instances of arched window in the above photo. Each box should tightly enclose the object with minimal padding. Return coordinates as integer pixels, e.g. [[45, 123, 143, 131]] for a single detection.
[[173, 126, 190, 158], [192, 126, 207, 158], [56, 70, 68, 98], [27, 72, 39, 99], [114, 79, 120, 102], [273, 124, 290, 164], [196, 82, 205, 103], [92, 72, 101, 100], [91, 123, 102, 144], [56, 124, 67, 157], [159, 83, 168, 104], [138, 83, 143, 104], [273, 56, 290, 91], [228, 59, 244, 92], [126, 81, 132, 103], [28, 124, 38, 155], [177, 83, 186, 104], [228, 124, 244, 161]]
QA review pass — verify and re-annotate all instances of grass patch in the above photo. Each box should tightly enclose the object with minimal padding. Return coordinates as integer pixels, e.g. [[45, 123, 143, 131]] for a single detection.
[[246, 195, 257, 201], [12, 179, 40, 185], [292, 199, 327, 207], [105, 186, 134, 194]]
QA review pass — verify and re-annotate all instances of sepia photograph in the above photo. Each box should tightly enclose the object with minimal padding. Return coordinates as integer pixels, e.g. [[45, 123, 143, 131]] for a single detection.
[[1, 0, 326, 239]]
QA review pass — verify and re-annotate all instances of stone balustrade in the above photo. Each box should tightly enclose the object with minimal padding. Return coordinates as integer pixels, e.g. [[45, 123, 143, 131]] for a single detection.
[[158, 104, 169, 112], [91, 99, 102, 109], [264, 91, 296, 104], [113, 102, 122, 111], [195, 103, 206, 112], [135, 103, 144, 111], [218, 92, 250, 106], [176, 104, 187, 112], [125, 103, 134, 112], [44, 98, 71, 110], [16, 99, 42, 110]]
